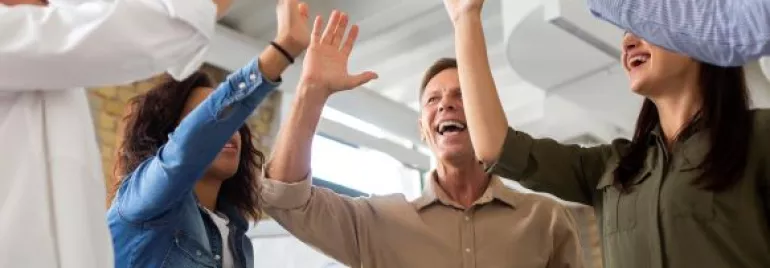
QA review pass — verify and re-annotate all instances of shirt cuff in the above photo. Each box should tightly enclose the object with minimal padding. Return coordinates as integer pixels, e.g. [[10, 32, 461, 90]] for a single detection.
[[261, 171, 313, 210], [160, 0, 217, 40], [221, 58, 281, 107]]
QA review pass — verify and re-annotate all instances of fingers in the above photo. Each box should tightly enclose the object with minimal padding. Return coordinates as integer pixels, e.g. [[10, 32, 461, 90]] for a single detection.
[[331, 13, 348, 47], [346, 71, 378, 89], [279, 0, 296, 9], [341, 25, 359, 56], [298, 2, 308, 19], [321, 10, 340, 45], [310, 15, 323, 44]]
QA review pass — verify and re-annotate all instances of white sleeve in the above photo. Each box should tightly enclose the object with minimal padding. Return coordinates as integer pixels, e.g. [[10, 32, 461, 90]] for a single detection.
[[0, 0, 217, 90]]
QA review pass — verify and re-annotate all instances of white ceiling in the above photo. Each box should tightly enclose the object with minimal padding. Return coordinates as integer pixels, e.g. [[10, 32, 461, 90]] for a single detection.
[[208, 0, 770, 171]]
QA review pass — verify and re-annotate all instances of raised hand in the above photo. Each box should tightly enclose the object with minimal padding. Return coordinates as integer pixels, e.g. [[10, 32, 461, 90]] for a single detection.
[[275, 0, 311, 57], [299, 11, 378, 97], [442, 0, 485, 23]]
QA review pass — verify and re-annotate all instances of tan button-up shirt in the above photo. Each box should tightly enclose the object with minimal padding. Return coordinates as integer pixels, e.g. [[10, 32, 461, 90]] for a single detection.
[[261, 172, 584, 268]]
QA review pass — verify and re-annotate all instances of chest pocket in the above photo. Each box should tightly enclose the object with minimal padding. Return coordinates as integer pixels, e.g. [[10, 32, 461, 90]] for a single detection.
[[664, 167, 716, 221], [597, 163, 651, 234], [161, 230, 217, 268]]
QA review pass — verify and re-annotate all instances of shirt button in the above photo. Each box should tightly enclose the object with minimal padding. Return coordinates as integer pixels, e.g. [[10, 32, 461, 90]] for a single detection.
[[238, 82, 247, 89], [214, 255, 221, 260], [465, 248, 471, 253], [464, 216, 470, 221], [249, 73, 257, 81]]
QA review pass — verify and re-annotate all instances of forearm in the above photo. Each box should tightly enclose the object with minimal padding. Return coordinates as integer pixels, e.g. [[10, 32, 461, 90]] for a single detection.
[[267, 83, 328, 183], [116, 59, 279, 221], [258, 44, 292, 82], [454, 13, 509, 163]]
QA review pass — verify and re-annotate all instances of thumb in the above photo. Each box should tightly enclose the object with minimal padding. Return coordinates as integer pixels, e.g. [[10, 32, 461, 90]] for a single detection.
[[346, 71, 378, 89]]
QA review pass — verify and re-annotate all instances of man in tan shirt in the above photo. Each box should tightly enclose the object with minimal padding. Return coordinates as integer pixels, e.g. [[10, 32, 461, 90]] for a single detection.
[[261, 10, 583, 267]]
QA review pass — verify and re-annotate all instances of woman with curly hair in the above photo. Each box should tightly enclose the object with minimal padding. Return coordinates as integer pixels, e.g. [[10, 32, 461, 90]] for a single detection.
[[106, 1, 320, 266]]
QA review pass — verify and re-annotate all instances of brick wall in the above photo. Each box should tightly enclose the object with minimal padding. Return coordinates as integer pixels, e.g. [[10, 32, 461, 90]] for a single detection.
[[87, 64, 282, 189]]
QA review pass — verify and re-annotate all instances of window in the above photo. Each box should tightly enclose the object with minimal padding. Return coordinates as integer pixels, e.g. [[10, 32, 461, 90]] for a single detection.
[[251, 134, 424, 268], [310, 134, 423, 200]]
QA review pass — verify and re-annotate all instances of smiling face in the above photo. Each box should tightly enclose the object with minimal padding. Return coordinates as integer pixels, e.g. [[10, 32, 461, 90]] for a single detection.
[[180, 87, 242, 180], [621, 32, 699, 97], [419, 68, 475, 162]]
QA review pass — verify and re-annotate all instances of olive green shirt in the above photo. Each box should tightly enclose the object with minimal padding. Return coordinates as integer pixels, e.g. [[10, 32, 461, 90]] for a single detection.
[[488, 109, 770, 268]]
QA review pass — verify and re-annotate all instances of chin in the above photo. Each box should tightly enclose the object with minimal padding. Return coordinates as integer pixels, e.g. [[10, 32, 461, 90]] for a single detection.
[[207, 162, 239, 180], [436, 149, 474, 163], [629, 78, 652, 95]]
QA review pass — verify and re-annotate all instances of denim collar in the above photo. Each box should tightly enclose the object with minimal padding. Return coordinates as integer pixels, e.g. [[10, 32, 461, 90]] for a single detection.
[[194, 195, 249, 231]]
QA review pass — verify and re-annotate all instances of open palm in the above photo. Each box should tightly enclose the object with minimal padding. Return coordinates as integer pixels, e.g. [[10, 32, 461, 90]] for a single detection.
[[276, 0, 311, 55], [300, 11, 377, 95]]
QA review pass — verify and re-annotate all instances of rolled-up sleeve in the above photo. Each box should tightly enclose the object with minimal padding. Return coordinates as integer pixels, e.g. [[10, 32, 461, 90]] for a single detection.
[[261, 173, 313, 210], [486, 127, 615, 205], [587, 0, 770, 66], [261, 171, 367, 267], [0, 0, 216, 90]]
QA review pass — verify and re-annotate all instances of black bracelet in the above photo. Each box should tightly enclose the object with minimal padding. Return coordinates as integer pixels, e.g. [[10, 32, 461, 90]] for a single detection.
[[270, 41, 295, 64]]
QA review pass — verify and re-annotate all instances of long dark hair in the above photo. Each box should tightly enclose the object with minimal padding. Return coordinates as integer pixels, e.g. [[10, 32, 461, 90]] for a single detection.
[[614, 63, 752, 191], [110, 71, 264, 220]]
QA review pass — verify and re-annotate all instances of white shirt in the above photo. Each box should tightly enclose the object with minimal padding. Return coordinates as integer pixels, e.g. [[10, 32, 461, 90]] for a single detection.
[[204, 208, 235, 268], [0, 0, 216, 267]]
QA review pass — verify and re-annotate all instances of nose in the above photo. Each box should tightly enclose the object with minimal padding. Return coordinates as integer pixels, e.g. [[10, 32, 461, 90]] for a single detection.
[[438, 98, 456, 112], [622, 32, 641, 52]]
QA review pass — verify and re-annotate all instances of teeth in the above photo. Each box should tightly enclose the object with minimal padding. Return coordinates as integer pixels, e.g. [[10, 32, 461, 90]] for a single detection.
[[629, 55, 649, 66], [437, 120, 466, 134]]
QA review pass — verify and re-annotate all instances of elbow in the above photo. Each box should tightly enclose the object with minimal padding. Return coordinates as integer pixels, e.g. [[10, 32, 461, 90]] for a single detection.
[[474, 141, 503, 165], [472, 127, 508, 165], [475, 149, 501, 166]]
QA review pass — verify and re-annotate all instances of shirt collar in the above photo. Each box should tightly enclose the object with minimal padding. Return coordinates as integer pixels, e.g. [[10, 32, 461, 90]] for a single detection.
[[649, 111, 705, 145], [195, 197, 249, 231], [648, 112, 709, 169], [413, 171, 517, 210]]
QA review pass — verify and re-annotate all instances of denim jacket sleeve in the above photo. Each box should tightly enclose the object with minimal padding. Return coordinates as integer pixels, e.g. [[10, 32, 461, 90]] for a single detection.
[[587, 0, 770, 66], [116, 58, 279, 222]]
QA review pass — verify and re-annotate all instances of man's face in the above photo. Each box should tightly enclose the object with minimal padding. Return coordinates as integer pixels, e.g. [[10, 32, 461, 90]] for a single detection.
[[418, 68, 474, 162], [1, 0, 46, 6]]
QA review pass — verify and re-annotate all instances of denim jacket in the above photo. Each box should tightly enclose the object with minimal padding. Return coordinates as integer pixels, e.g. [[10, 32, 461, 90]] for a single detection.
[[107, 59, 279, 268]]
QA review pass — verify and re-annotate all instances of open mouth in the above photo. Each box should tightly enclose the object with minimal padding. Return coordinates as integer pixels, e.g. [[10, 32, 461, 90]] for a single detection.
[[435, 120, 467, 136], [627, 53, 650, 69]]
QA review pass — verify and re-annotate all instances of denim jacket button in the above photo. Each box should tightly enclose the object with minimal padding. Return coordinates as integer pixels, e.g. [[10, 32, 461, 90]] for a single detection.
[[214, 255, 221, 260], [249, 74, 257, 81], [196, 250, 202, 256], [238, 82, 246, 89]]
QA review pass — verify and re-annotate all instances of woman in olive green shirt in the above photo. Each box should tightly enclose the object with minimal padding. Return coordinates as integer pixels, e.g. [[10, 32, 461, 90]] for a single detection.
[[443, 0, 770, 267]]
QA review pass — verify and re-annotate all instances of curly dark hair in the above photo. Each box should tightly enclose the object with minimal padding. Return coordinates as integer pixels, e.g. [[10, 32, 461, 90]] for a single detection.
[[110, 71, 264, 220]]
